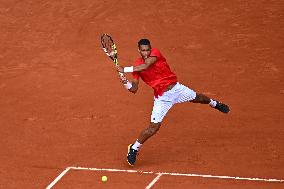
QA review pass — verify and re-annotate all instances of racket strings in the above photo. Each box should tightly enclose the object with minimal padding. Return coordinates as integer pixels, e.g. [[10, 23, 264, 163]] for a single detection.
[[101, 36, 114, 55], [101, 34, 119, 65]]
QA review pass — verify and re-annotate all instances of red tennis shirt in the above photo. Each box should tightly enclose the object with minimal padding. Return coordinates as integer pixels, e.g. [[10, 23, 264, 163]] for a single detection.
[[132, 48, 177, 97]]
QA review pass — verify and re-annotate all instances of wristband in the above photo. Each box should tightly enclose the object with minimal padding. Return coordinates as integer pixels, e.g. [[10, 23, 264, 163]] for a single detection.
[[124, 66, 134, 73], [124, 81, 132, 90]]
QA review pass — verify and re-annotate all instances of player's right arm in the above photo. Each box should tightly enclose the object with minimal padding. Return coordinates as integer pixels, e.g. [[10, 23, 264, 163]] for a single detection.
[[118, 74, 139, 94], [128, 78, 139, 94]]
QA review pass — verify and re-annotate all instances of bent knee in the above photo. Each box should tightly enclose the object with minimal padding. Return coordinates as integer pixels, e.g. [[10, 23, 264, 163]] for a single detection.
[[191, 93, 210, 104]]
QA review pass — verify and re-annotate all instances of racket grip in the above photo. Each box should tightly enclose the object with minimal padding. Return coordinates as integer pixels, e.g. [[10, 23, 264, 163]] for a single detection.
[[118, 72, 124, 77]]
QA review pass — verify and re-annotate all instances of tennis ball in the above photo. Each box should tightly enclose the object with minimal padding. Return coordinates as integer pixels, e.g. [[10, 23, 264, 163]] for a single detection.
[[101, 175, 108, 182]]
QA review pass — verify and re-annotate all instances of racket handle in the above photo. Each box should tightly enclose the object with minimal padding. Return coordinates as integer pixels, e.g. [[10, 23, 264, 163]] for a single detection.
[[118, 72, 124, 77], [118, 72, 128, 85]]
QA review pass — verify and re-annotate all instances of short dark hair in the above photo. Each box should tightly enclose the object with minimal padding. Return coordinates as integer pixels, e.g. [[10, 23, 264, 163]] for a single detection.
[[138, 39, 151, 47]]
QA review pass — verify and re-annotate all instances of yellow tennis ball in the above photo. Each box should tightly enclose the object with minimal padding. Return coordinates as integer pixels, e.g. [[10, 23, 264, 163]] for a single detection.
[[101, 175, 107, 182]]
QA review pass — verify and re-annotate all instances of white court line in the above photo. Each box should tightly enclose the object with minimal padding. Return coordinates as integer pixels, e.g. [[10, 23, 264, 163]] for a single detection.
[[69, 166, 284, 183], [145, 173, 163, 189], [70, 166, 154, 174], [46, 166, 284, 188], [46, 167, 71, 189], [160, 172, 284, 182]]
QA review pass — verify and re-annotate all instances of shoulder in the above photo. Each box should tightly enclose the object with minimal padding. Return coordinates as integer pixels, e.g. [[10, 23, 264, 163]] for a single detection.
[[151, 48, 160, 54], [150, 48, 163, 58]]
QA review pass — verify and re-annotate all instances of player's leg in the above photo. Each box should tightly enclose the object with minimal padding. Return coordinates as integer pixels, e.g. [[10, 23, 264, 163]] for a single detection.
[[127, 95, 173, 166], [137, 122, 161, 144], [175, 83, 230, 113], [127, 122, 161, 166], [190, 93, 229, 113], [190, 93, 210, 104]]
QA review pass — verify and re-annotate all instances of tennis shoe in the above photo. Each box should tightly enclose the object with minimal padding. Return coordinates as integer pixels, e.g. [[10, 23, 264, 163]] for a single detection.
[[127, 144, 138, 166], [214, 101, 230, 113]]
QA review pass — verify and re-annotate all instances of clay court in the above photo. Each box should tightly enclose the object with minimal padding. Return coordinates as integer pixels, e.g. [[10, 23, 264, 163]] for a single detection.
[[0, 0, 283, 188]]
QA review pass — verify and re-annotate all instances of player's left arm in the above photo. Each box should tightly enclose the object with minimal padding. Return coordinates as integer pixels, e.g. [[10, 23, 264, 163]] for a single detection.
[[116, 56, 157, 73], [133, 56, 157, 72]]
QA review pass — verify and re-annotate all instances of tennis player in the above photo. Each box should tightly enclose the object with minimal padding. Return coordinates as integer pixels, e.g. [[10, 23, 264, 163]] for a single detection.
[[116, 39, 230, 166]]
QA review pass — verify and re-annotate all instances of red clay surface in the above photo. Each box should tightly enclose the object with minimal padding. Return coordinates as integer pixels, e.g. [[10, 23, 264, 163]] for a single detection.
[[0, 0, 283, 188]]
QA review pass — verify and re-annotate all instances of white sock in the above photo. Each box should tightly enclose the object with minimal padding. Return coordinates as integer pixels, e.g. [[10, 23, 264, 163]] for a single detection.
[[132, 140, 142, 151], [209, 99, 217, 108]]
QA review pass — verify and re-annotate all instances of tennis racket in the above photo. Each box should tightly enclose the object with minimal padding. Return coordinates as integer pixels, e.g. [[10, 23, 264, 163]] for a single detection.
[[100, 34, 124, 77]]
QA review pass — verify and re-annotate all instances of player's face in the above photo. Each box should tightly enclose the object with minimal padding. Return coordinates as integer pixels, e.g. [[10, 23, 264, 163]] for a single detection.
[[138, 45, 151, 59]]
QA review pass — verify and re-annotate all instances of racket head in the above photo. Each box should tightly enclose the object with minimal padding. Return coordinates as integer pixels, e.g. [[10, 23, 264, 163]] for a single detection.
[[101, 34, 118, 64], [100, 34, 124, 77]]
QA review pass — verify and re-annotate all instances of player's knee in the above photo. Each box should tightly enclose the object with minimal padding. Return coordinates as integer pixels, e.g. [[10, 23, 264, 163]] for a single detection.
[[191, 93, 200, 102], [191, 93, 210, 104]]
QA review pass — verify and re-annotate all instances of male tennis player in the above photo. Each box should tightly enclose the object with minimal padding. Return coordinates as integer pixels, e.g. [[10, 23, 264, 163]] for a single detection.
[[116, 39, 230, 166]]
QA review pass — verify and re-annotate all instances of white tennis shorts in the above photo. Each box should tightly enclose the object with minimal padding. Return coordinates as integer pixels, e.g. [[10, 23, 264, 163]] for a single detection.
[[151, 82, 196, 123]]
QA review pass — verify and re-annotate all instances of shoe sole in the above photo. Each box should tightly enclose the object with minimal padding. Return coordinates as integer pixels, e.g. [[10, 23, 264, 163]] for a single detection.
[[215, 103, 230, 113], [127, 144, 134, 167], [221, 105, 230, 113]]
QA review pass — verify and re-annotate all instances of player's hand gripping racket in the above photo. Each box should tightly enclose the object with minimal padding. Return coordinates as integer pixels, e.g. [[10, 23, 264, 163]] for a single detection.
[[100, 34, 124, 78]]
